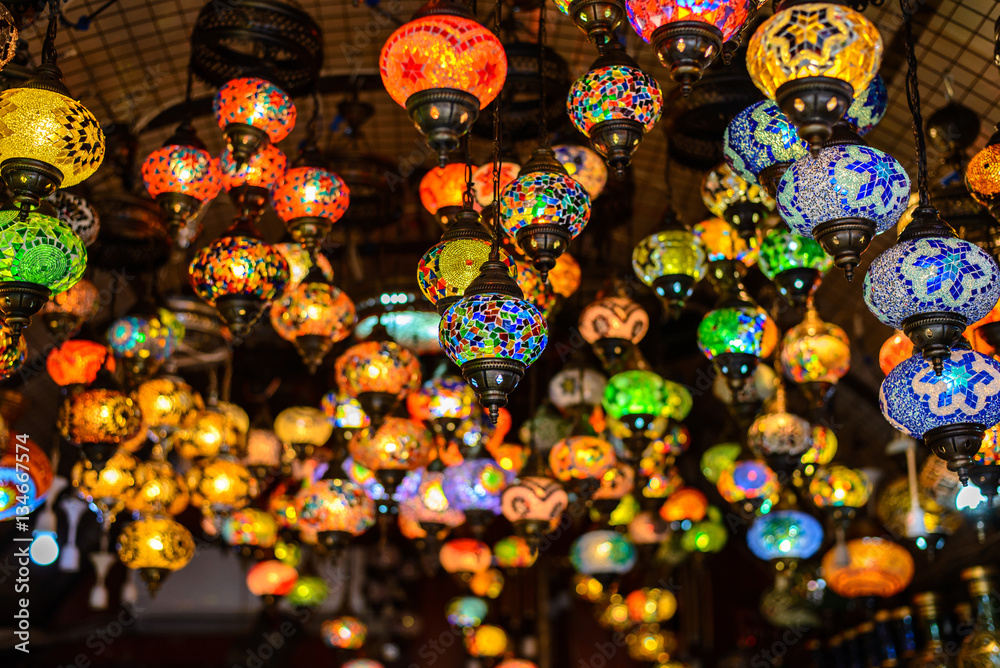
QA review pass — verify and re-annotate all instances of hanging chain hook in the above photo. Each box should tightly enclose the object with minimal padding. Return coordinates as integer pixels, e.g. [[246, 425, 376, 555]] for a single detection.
[[901, 0, 930, 206]]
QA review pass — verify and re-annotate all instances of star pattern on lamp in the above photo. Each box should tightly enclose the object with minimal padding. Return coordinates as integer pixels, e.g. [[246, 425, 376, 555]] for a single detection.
[[912, 355, 1000, 418], [400, 54, 425, 84], [773, 7, 857, 60], [905, 238, 995, 305]]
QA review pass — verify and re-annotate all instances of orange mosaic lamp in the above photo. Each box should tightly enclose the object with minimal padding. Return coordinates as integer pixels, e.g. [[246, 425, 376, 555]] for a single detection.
[[821, 537, 913, 599]]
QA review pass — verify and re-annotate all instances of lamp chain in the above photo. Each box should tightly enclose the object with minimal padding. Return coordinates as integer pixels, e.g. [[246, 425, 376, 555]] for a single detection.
[[490, 0, 503, 261], [42, 0, 58, 65], [901, 0, 930, 207], [537, 2, 548, 147], [463, 133, 475, 209]]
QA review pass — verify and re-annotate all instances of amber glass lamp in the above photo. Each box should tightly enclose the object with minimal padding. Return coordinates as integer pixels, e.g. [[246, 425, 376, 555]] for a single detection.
[[821, 537, 913, 599], [348, 418, 433, 494], [578, 295, 650, 370], [335, 339, 423, 423], [966, 128, 1000, 220], [59, 383, 143, 468], [185, 454, 258, 515], [274, 406, 333, 458], [270, 275, 355, 372], [38, 278, 100, 339], [117, 515, 195, 595]]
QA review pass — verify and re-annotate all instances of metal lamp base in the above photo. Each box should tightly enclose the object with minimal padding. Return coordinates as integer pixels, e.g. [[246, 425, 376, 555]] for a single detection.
[[812, 216, 876, 283]]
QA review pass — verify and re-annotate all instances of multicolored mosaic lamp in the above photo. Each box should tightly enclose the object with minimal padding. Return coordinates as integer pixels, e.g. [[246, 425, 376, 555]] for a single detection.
[[701, 161, 775, 241], [881, 347, 1000, 484], [821, 537, 913, 599], [272, 147, 350, 251], [844, 74, 888, 137], [780, 303, 850, 408], [553, 144, 608, 199], [757, 228, 832, 305], [213, 76, 296, 166], [747, 383, 812, 472], [441, 456, 511, 529], [334, 338, 422, 423], [421, 163, 475, 226], [295, 478, 375, 553], [500, 147, 591, 280], [724, 100, 810, 198], [270, 275, 356, 372], [747, 509, 824, 562], [602, 370, 668, 456], [0, 208, 87, 339], [379, 1, 507, 164], [865, 206, 1000, 373], [716, 459, 780, 513], [632, 217, 707, 310], [746, 2, 883, 152], [117, 514, 195, 596], [348, 418, 433, 495], [552, 0, 626, 50], [567, 42, 663, 178], [107, 305, 185, 380], [625, 0, 749, 94], [569, 529, 637, 583], [698, 302, 771, 390], [777, 141, 910, 281]]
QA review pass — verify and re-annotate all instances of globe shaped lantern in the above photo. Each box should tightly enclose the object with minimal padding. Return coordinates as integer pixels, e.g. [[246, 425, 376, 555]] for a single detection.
[[747, 387, 812, 473], [220, 144, 288, 198], [625, 587, 677, 624], [407, 376, 477, 450], [0, 209, 87, 340], [117, 515, 195, 595], [349, 418, 433, 493], [697, 302, 772, 390], [246, 560, 299, 602], [821, 537, 914, 599], [632, 216, 707, 309], [553, 144, 608, 199], [501, 476, 569, 547], [569, 529, 637, 583], [271, 155, 350, 251], [72, 451, 138, 524], [270, 276, 356, 372], [747, 509, 824, 562], [746, 2, 883, 151], [552, 0, 627, 51], [295, 478, 375, 553], [514, 260, 557, 320], [242, 429, 285, 480], [420, 163, 473, 226], [185, 454, 258, 516], [700, 443, 742, 484], [500, 148, 592, 280], [578, 295, 649, 369], [724, 99, 810, 197], [447, 596, 489, 628], [274, 406, 333, 459], [46, 341, 114, 388], [141, 122, 222, 246], [322, 617, 368, 649], [800, 424, 838, 478], [864, 206, 1000, 373], [778, 142, 911, 281], [549, 252, 583, 299], [879, 330, 913, 376], [379, 1, 507, 164], [965, 127, 1000, 220], [335, 339, 423, 423], [439, 259, 548, 423], [125, 459, 189, 517], [442, 457, 512, 529], [693, 217, 758, 267], [439, 537, 492, 576], [321, 390, 370, 450], [567, 43, 663, 178], [173, 407, 238, 460], [843, 74, 888, 137], [285, 576, 329, 608], [0, 438, 52, 522], [399, 468, 466, 536], [757, 228, 832, 305], [47, 189, 99, 249], [220, 508, 278, 554], [602, 370, 670, 455], [466, 625, 509, 658], [106, 307, 184, 381], [701, 161, 775, 241], [626, 0, 749, 94], [717, 459, 780, 513], [59, 385, 143, 469], [548, 365, 607, 415], [781, 303, 851, 407], [38, 277, 100, 339], [809, 465, 871, 515], [548, 435, 617, 493], [880, 348, 1000, 485], [213, 76, 296, 166]]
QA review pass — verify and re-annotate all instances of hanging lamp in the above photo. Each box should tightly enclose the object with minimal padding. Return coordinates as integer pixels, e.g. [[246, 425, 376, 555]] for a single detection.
[[757, 227, 831, 306], [213, 75, 295, 167], [553, 0, 626, 51], [700, 161, 774, 242]]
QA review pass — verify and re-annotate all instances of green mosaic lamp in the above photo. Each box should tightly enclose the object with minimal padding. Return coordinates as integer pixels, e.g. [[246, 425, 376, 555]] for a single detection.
[[758, 227, 832, 306], [0, 208, 86, 339]]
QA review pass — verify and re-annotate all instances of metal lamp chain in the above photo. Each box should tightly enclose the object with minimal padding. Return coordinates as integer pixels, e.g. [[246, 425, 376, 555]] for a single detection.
[[538, 2, 548, 147], [901, 0, 930, 206], [490, 0, 503, 260], [463, 133, 475, 209]]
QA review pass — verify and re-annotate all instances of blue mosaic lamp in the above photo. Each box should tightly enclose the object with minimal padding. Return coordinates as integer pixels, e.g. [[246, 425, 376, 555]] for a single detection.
[[746, 509, 824, 562], [880, 347, 1000, 484], [864, 205, 1000, 374], [776, 141, 910, 281], [757, 228, 832, 305], [843, 74, 887, 137], [723, 100, 809, 197]]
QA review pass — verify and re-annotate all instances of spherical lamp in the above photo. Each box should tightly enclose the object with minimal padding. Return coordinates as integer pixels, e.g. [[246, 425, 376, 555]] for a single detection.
[[348, 418, 433, 494], [578, 295, 649, 368], [38, 277, 100, 339], [697, 303, 771, 389], [701, 161, 775, 241], [295, 478, 375, 553], [809, 465, 871, 510], [270, 278, 355, 372], [213, 77, 296, 165], [716, 459, 780, 512], [758, 228, 832, 305], [501, 476, 569, 546], [335, 340, 422, 422], [117, 515, 195, 596], [441, 457, 511, 525], [724, 99, 809, 197], [185, 455, 258, 514], [440, 537, 492, 575], [965, 127, 1000, 219], [747, 509, 823, 562], [220, 144, 287, 194], [632, 226, 707, 309], [780, 304, 851, 405], [272, 163, 350, 250], [844, 74, 887, 137], [553, 144, 608, 199], [59, 387, 142, 467], [549, 435, 617, 485], [274, 406, 333, 458], [821, 537, 913, 599], [421, 163, 473, 225], [569, 529, 637, 582], [322, 617, 367, 649]]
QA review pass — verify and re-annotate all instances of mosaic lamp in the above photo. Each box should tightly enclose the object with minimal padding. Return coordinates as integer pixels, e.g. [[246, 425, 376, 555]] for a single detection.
[[38, 277, 100, 339], [578, 294, 649, 369], [716, 459, 780, 513], [757, 228, 832, 305], [106, 306, 185, 381], [439, 537, 492, 575], [439, 258, 548, 424], [407, 376, 478, 453], [348, 418, 433, 495], [843, 74, 888, 137], [602, 370, 667, 455], [501, 476, 569, 548], [59, 382, 143, 469], [965, 126, 1000, 220], [213, 76, 295, 166], [141, 122, 222, 247], [0, 208, 87, 340], [117, 515, 195, 596], [188, 217, 290, 342], [880, 347, 1000, 485], [777, 141, 911, 282], [0, 13, 104, 211], [472, 161, 521, 208], [821, 537, 913, 599], [45, 340, 113, 387], [625, 0, 750, 94], [548, 364, 607, 415], [569, 529, 637, 583], [746, 384, 812, 473], [746, 2, 883, 152], [864, 205, 1000, 372], [878, 330, 913, 376], [322, 617, 367, 649], [334, 338, 422, 423], [632, 213, 707, 310], [808, 465, 871, 511], [780, 302, 850, 407], [701, 161, 775, 241], [500, 147, 592, 280], [693, 217, 757, 267], [270, 274, 356, 372], [552, 0, 627, 51], [553, 144, 608, 199], [419, 205, 515, 316], [271, 150, 350, 251], [0, 437, 52, 522], [746, 509, 824, 562], [567, 42, 663, 179], [697, 301, 771, 390], [274, 406, 333, 458], [421, 163, 474, 226], [295, 478, 375, 553], [0, 6, 15, 70], [548, 436, 617, 491], [441, 456, 512, 528], [220, 143, 288, 198], [185, 454, 258, 515], [724, 99, 810, 197], [515, 260, 557, 321], [379, 0, 507, 164]]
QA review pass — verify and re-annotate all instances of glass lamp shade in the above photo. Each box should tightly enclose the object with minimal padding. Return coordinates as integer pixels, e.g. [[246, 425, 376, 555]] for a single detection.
[[125, 460, 189, 516], [758, 229, 832, 300], [808, 465, 871, 508], [578, 295, 650, 346], [440, 537, 492, 574], [173, 408, 238, 459], [0, 209, 87, 296], [221, 508, 278, 549], [271, 166, 350, 241], [602, 370, 667, 427], [408, 376, 477, 422], [725, 100, 810, 187], [274, 406, 333, 448], [473, 162, 521, 207], [420, 164, 473, 220], [801, 424, 838, 467], [592, 464, 636, 502], [107, 308, 184, 365], [441, 457, 511, 515], [285, 576, 328, 608], [966, 139, 1000, 215], [220, 144, 287, 192], [0, 86, 105, 189], [0, 7, 15, 69], [626, 0, 747, 42], [494, 535, 537, 568], [700, 442, 742, 484], [335, 340, 422, 400], [747, 409, 812, 458], [447, 596, 489, 628], [569, 529, 637, 576], [59, 388, 142, 447], [780, 308, 851, 385], [501, 476, 569, 533], [46, 341, 114, 388], [117, 515, 195, 585], [701, 161, 775, 231], [295, 478, 376, 538], [553, 144, 608, 199], [500, 168, 591, 263], [747, 509, 824, 561], [843, 74, 887, 137], [270, 281, 356, 371], [275, 242, 333, 290], [399, 468, 466, 527], [38, 277, 100, 336], [466, 625, 509, 658], [879, 330, 913, 376], [0, 320, 26, 379], [49, 190, 100, 247], [322, 617, 367, 649], [716, 459, 780, 504], [548, 366, 607, 412], [321, 391, 370, 430], [243, 429, 284, 473], [659, 487, 709, 522], [697, 304, 769, 360], [549, 252, 582, 299], [0, 438, 52, 521], [418, 238, 515, 310], [72, 450, 137, 509], [185, 455, 258, 513], [625, 588, 677, 624], [348, 418, 433, 472], [692, 217, 757, 265], [821, 537, 914, 599], [515, 260, 557, 320], [880, 349, 1000, 482], [549, 436, 617, 482], [142, 144, 222, 204], [213, 77, 296, 157], [246, 560, 298, 597], [632, 229, 707, 306]]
